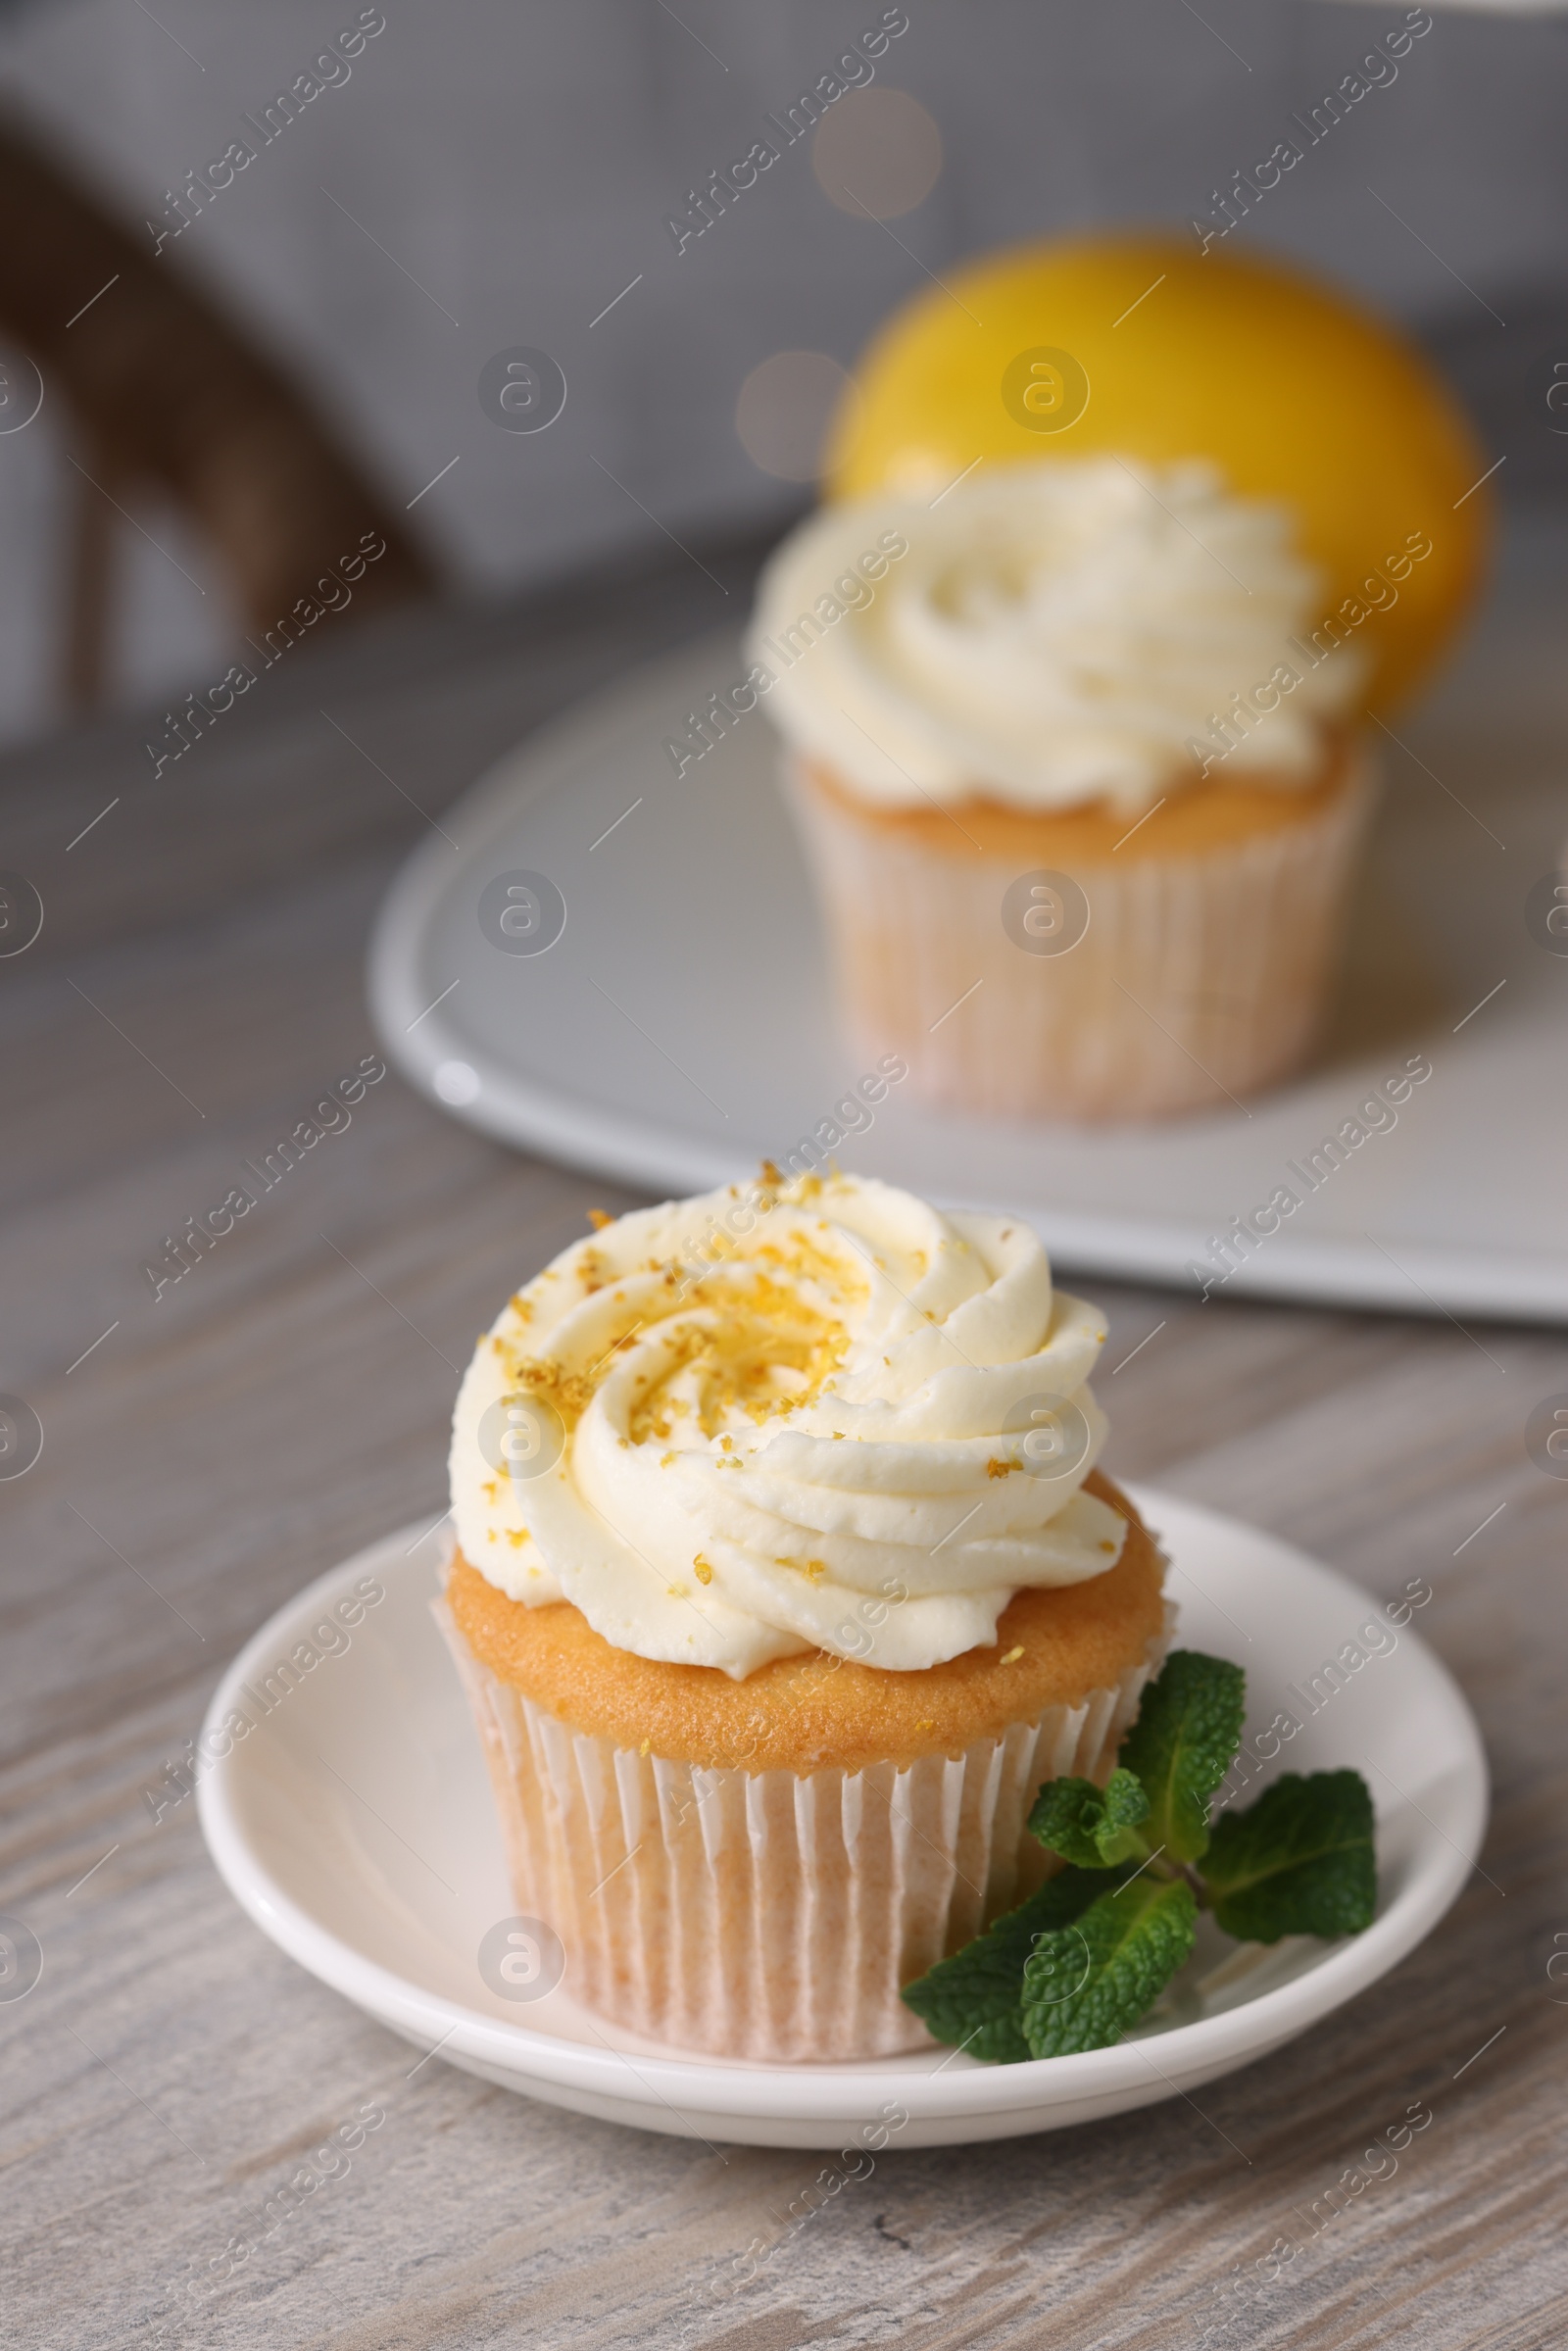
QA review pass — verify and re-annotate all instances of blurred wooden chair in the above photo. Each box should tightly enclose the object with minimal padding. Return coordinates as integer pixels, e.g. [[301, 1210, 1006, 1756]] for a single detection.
[[0, 109, 440, 711]]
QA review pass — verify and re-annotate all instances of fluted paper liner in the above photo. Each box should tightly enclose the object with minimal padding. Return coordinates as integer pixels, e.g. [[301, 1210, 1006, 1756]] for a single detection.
[[787, 749, 1377, 1121], [439, 1592, 1175, 2063]]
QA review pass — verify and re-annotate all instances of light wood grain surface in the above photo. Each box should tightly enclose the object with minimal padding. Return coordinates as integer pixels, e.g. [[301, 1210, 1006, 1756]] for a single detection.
[[2, 532, 1565, 2351]]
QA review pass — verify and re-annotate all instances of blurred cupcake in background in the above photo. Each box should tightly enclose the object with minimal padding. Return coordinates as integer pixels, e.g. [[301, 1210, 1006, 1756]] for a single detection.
[[749, 454, 1374, 1120], [741, 231, 1491, 1123]]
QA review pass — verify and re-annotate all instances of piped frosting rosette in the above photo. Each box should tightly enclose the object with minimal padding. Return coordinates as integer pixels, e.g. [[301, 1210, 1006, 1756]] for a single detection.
[[748, 456, 1365, 817], [450, 1170, 1126, 1680]]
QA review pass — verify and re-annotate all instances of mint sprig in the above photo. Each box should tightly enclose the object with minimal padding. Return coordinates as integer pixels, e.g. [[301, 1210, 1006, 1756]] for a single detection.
[[902, 1648, 1377, 2063]]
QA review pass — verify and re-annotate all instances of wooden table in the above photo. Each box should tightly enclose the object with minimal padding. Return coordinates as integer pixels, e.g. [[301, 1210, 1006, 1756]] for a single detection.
[[3, 530, 1564, 2351]]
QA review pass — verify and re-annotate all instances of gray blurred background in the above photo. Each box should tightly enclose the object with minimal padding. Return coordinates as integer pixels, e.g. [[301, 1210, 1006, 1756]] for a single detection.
[[0, 0, 1562, 746]]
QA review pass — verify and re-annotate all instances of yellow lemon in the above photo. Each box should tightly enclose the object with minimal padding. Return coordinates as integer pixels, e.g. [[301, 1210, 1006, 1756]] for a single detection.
[[823, 234, 1491, 709]]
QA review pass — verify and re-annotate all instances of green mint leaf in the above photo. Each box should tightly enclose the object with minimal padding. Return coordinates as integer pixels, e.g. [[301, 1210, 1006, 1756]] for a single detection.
[[1202, 1770, 1376, 1943], [1029, 1768, 1151, 1867], [1118, 1649, 1246, 1865], [1093, 1768, 1152, 1862], [901, 1866, 1115, 2063], [1020, 1875, 1198, 2058]]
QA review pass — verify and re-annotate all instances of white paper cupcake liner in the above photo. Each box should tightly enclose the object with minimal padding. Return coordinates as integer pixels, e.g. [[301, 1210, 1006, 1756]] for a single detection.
[[787, 749, 1376, 1121], [438, 1598, 1175, 2063]]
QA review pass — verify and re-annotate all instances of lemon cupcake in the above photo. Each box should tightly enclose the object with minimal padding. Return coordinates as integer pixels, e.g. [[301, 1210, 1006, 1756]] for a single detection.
[[747, 456, 1374, 1121], [439, 1169, 1171, 2061]]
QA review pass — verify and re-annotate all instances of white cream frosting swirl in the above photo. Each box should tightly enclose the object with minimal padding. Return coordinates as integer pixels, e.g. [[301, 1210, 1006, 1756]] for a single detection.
[[450, 1172, 1126, 1679], [748, 456, 1363, 816]]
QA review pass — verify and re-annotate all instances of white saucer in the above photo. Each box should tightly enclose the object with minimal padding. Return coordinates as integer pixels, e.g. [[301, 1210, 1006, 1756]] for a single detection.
[[197, 1489, 1486, 2150], [367, 614, 1568, 1326]]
